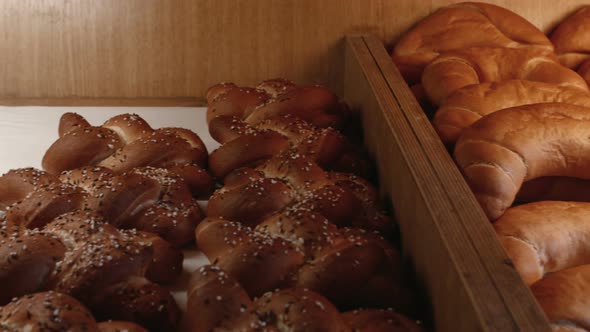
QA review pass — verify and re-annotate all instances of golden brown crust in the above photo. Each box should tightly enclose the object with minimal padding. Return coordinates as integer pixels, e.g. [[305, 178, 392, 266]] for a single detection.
[[434, 80, 590, 145], [342, 309, 425, 332], [422, 47, 587, 106], [392, 2, 552, 84], [454, 103, 590, 220], [137, 231, 183, 284], [0, 292, 99, 332], [43, 113, 212, 197], [551, 6, 590, 69], [531, 264, 590, 331], [495, 201, 590, 285]]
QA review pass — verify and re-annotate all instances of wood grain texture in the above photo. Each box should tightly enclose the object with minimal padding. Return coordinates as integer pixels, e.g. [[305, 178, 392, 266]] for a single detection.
[[0, 0, 588, 102], [344, 35, 551, 331]]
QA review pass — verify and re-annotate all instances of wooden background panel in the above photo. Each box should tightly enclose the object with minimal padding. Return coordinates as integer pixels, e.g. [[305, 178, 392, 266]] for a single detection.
[[0, 0, 588, 101]]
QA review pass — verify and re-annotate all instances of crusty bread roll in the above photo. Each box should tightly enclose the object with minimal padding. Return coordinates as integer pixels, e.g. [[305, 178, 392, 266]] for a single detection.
[[495, 201, 590, 285], [392, 2, 552, 84], [551, 6, 590, 69], [43, 113, 213, 197], [433, 80, 590, 144], [342, 309, 425, 332], [579, 59, 590, 86], [531, 264, 590, 332], [422, 47, 588, 105], [454, 103, 590, 220], [186, 265, 420, 332]]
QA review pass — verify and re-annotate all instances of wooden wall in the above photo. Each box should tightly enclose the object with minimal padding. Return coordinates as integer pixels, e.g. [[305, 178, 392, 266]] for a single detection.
[[0, 0, 588, 103]]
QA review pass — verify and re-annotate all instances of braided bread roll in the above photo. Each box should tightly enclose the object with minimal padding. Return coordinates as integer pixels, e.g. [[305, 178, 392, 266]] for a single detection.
[[207, 80, 347, 129], [494, 201, 590, 285], [433, 80, 590, 144], [207, 80, 369, 179], [454, 103, 590, 220], [551, 6, 590, 70], [2, 166, 201, 248], [531, 264, 590, 332], [422, 47, 588, 106], [42, 113, 213, 198], [0, 291, 147, 332], [0, 211, 180, 330], [391, 2, 552, 84], [186, 265, 422, 332], [195, 216, 414, 311], [207, 152, 391, 234]]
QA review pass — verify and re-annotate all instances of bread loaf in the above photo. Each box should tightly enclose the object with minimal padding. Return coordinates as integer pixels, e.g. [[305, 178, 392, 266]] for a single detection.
[[495, 201, 590, 285], [42, 113, 213, 198], [422, 47, 588, 105], [0, 212, 179, 330], [207, 152, 391, 234], [531, 264, 590, 332], [433, 80, 590, 144], [195, 216, 414, 311], [454, 103, 590, 220], [551, 6, 590, 69], [0, 291, 148, 332], [185, 265, 422, 332], [207, 80, 369, 179], [392, 2, 552, 84]]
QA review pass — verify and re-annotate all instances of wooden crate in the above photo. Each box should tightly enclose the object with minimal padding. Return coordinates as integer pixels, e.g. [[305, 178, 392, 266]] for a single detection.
[[343, 35, 551, 332]]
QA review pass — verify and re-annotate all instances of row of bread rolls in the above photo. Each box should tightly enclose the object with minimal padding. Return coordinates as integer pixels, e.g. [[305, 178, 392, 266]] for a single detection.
[[393, 3, 590, 330], [179, 80, 425, 331], [0, 113, 218, 330]]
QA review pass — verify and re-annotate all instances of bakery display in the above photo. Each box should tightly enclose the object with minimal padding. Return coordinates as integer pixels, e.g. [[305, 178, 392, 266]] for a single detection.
[[391, 2, 590, 328], [0, 78, 422, 330]]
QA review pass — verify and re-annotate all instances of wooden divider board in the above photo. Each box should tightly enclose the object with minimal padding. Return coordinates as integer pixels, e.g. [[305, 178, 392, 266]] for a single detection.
[[343, 35, 551, 332]]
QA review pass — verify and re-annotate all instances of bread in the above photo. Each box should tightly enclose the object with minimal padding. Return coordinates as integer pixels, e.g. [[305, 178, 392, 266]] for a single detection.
[[454, 103, 590, 220], [2, 166, 202, 247], [0, 212, 179, 330], [433, 80, 590, 144], [185, 265, 421, 332], [494, 201, 590, 285], [195, 215, 414, 311], [42, 113, 213, 198], [392, 2, 552, 84], [579, 59, 590, 86], [551, 6, 590, 69], [531, 264, 590, 331], [0, 291, 148, 332], [207, 80, 369, 179], [208, 114, 369, 179], [422, 47, 588, 105], [207, 80, 348, 129], [207, 152, 391, 234], [342, 309, 425, 332]]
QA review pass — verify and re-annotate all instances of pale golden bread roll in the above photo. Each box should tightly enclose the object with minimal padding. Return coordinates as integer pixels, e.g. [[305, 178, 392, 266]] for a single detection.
[[551, 6, 590, 69], [434, 80, 590, 144], [454, 103, 590, 220], [392, 2, 552, 84], [495, 201, 590, 285], [422, 47, 588, 105], [531, 264, 590, 332]]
